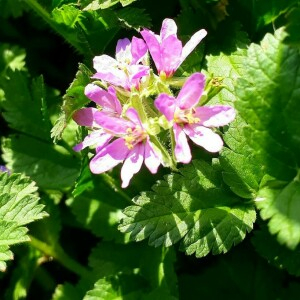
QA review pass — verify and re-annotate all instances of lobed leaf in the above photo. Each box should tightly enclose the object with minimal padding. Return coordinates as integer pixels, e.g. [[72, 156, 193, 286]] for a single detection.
[[0, 70, 51, 141], [119, 160, 256, 258], [81, 0, 137, 10], [51, 63, 92, 142], [0, 172, 47, 271], [221, 28, 300, 248], [51, 4, 120, 56], [2, 135, 80, 190]]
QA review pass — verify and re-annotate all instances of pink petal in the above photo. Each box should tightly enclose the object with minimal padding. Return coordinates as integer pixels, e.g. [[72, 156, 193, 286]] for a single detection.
[[129, 64, 150, 80], [125, 108, 142, 127], [84, 84, 122, 116], [90, 138, 129, 174], [121, 143, 144, 188], [144, 139, 161, 173], [131, 37, 148, 64], [160, 18, 178, 40], [94, 113, 131, 134], [93, 55, 118, 71], [184, 124, 223, 153], [72, 108, 100, 127], [107, 86, 123, 115], [140, 29, 162, 73], [194, 106, 236, 127], [177, 73, 205, 110], [160, 35, 182, 76], [174, 124, 191, 163], [73, 130, 112, 152], [180, 29, 207, 65], [92, 70, 128, 88], [115, 38, 131, 63], [154, 94, 177, 121]]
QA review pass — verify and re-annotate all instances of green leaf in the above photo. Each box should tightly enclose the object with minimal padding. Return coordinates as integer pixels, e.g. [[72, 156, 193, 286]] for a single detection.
[[84, 274, 145, 300], [256, 179, 300, 250], [2, 135, 80, 190], [52, 283, 82, 300], [119, 160, 256, 258], [29, 195, 62, 246], [67, 164, 129, 241], [219, 29, 300, 248], [139, 246, 178, 299], [88, 241, 143, 277], [178, 241, 288, 300], [220, 118, 264, 199], [0, 44, 26, 76], [51, 4, 120, 56], [51, 63, 92, 142], [81, 0, 137, 10], [116, 7, 151, 30], [285, 7, 300, 48], [252, 226, 300, 276], [233, 0, 298, 31], [205, 22, 248, 105], [0, 172, 47, 271], [0, 0, 27, 18], [0, 70, 51, 141], [4, 245, 41, 300]]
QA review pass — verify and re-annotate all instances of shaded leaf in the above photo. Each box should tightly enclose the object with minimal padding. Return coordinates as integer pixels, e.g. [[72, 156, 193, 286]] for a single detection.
[[284, 7, 300, 48], [67, 163, 129, 242], [84, 274, 145, 300], [0, 44, 26, 76], [256, 179, 300, 250], [252, 226, 300, 276], [116, 7, 151, 30], [4, 245, 41, 300], [0, 70, 51, 141], [2, 135, 80, 190], [0, 0, 27, 18]]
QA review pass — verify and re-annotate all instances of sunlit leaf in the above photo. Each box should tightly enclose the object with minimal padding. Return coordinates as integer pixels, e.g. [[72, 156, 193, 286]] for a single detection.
[[119, 160, 256, 258], [0, 172, 47, 271]]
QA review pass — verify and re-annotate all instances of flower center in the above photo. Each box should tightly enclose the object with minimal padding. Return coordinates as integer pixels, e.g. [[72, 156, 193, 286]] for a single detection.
[[124, 126, 147, 149], [174, 108, 200, 125]]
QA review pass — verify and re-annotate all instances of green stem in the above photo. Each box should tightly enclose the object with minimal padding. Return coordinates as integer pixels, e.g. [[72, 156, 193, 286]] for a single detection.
[[169, 128, 177, 165], [29, 235, 91, 278], [131, 92, 148, 124], [150, 135, 177, 171]]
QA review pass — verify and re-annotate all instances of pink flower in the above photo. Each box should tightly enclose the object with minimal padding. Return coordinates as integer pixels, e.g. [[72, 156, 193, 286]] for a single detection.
[[89, 108, 161, 188], [154, 73, 236, 163], [92, 37, 149, 90], [72, 84, 122, 152], [141, 18, 207, 77]]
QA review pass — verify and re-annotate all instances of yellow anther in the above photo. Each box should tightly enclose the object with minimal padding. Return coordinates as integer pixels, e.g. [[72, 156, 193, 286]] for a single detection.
[[174, 109, 200, 124]]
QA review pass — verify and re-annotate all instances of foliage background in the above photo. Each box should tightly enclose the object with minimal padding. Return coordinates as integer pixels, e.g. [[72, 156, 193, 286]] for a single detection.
[[1, 0, 300, 299]]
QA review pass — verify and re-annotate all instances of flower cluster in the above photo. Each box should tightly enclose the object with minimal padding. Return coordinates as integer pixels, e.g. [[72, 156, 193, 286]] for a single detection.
[[73, 18, 235, 188]]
